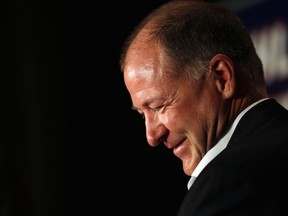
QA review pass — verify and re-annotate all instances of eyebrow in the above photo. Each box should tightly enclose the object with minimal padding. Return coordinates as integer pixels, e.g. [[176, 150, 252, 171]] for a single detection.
[[131, 97, 157, 111]]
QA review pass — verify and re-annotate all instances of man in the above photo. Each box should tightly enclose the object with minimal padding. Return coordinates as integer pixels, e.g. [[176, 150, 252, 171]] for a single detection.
[[119, 0, 288, 215]]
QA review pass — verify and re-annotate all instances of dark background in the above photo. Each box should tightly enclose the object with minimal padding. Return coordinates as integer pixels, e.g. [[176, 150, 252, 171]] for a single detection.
[[9, 0, 282, 215], [9, 1, 194, 215]]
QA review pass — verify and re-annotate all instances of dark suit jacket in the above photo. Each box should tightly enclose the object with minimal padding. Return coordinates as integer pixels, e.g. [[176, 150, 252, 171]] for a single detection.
[[177, 99, 288, 216]]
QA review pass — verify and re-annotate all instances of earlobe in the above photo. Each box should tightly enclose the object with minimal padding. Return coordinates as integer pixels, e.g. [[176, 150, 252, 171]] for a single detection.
[[210, 54, 235, 99]]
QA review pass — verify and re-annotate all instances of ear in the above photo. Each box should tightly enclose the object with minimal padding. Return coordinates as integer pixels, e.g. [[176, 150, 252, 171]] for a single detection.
[[209, 54, 235, 99]]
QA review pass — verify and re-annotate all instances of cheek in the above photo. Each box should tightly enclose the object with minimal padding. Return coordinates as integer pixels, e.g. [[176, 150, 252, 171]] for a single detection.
[[179, 103, 207, 132], [162, 109, 192, 132], [161, 111, 179, 129]]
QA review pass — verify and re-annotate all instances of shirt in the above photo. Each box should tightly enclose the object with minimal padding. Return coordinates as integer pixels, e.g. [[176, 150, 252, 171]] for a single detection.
[[187, 98, 269, 190]]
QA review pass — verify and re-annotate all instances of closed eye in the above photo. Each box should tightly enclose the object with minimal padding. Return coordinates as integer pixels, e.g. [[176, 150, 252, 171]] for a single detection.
[[154, 105, 164, 111]]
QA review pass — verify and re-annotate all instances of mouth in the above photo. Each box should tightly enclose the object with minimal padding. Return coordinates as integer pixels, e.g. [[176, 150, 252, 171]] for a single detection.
[[172, 138, 187, 158], [164, 138, 186, 149]]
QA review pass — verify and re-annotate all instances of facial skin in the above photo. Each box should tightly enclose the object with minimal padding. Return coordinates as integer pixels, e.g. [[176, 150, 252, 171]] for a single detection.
[[123, 30, 237, 176]]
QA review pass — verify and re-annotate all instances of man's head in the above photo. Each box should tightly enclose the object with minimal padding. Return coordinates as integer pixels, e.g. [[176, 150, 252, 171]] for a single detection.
[[120, 0, 268, 175]]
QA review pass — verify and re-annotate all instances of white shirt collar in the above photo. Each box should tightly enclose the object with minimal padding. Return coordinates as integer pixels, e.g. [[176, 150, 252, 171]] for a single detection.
[[187, 98, 269, 190]]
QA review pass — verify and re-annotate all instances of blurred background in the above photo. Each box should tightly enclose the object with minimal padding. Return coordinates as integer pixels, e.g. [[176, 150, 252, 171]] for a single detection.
[[8, 0, 287, 215]]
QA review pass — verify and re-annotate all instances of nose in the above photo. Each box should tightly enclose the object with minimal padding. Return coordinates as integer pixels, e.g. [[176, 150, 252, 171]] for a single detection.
[[145, 117, 168, 147]]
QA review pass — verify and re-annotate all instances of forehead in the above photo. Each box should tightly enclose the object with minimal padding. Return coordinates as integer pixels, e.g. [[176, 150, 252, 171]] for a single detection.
[[123, 27, 185, 101], [124, 27, 166, 68], [124, 33, 166, 83]]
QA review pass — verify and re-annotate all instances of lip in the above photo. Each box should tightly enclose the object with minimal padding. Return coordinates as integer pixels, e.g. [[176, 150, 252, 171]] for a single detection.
[[172, 138, 187, 158], [164, 137, 185, 149], [169, 138, 186, 154]]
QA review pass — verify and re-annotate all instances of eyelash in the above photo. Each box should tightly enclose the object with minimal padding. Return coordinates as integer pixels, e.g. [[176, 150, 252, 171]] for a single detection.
[[155, 105, 164, 111]]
